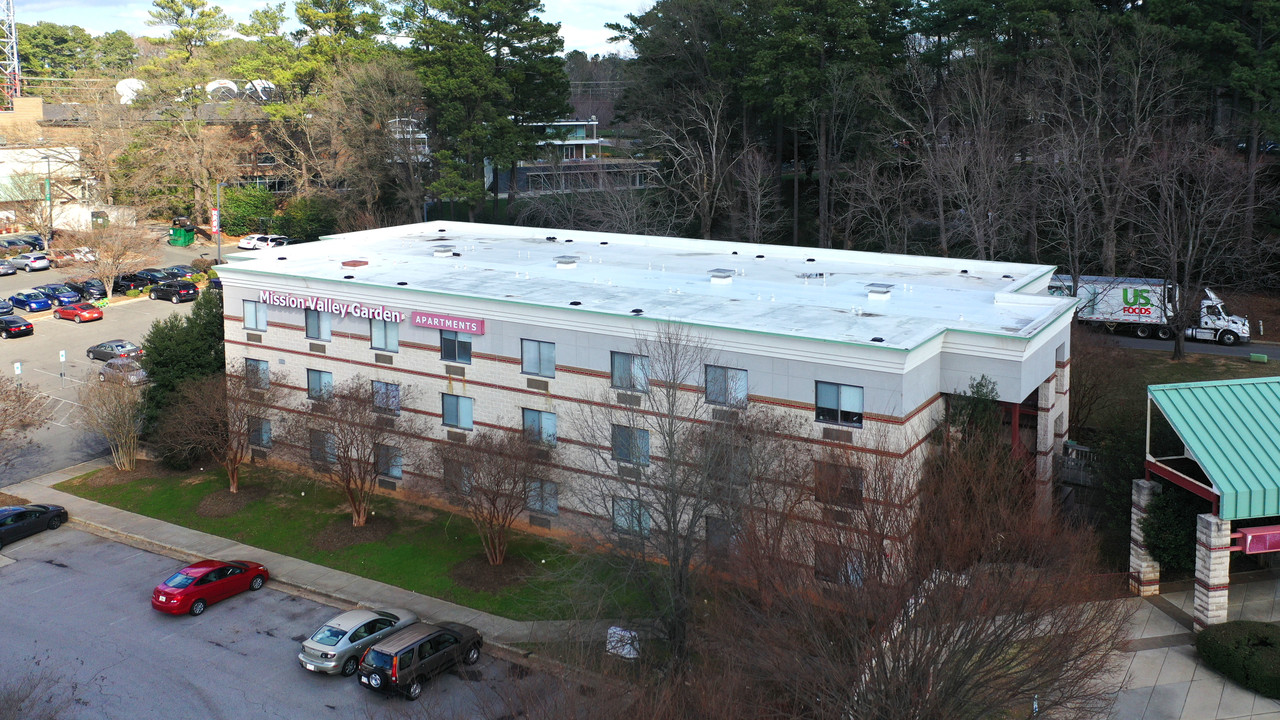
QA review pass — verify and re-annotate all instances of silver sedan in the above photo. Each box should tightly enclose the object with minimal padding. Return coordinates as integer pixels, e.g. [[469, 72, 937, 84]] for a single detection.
[[0, 259, 14, 276], [298, 607, 418, 677], [10, 253, 50, 272]]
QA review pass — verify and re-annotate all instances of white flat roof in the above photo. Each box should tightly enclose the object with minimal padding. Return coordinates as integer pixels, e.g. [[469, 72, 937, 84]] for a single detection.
[[221, 221, 1076, 350]]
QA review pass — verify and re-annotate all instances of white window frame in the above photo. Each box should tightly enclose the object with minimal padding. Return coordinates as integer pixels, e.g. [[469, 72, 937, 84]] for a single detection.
[[442, 393, 473, 430], [705, 365, 748, 407], [521, 339, 555, 377], [815, 381, 864, 428], [371, 318, 399, 352], [305, 309, 331, 341], [306, 369, 333, 401], [611, 352, 649, 392], [243, 300, 267, 331], [441, 330, 472, 364]]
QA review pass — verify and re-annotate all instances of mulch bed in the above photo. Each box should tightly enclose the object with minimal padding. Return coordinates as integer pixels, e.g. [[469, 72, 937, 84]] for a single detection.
[[449, 554, 537, 594], [310, 513, 397, 552], [0, 491, 28, 506], [70, 461, 194, 488], [195, 484, 270, 518]]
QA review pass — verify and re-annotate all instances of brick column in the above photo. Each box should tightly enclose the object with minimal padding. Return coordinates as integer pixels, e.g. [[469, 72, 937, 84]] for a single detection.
[[1129, 479, 1161, 596], [1193, 513, 1232, 631]]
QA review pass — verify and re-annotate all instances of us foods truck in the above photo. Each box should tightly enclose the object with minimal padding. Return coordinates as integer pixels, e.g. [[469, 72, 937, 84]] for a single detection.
[[1048, 275, 1250, 346]]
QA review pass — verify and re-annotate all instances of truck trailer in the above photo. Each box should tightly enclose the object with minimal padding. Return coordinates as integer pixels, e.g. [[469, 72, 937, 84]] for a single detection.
[[1048, 275, 1249, 346]]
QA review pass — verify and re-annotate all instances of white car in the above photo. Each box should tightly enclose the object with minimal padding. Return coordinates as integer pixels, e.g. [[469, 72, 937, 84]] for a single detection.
[[71, 247, 97, 262], [237, 234, 286, 250]]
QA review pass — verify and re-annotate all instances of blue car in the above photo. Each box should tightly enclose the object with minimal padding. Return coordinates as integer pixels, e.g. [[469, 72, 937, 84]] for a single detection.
[[9, 291, 52, 312], [33, 283, 81, 306]]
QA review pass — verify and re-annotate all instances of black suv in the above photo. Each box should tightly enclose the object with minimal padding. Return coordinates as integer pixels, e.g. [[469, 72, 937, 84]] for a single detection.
[[357, 622, 482, 700], [149, 280, 199, 304]]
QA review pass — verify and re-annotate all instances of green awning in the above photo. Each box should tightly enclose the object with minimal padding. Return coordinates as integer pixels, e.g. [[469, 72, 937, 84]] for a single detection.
[[1148, 377, 1280, 521]]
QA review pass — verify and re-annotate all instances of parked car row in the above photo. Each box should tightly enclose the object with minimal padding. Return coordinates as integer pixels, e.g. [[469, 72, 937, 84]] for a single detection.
[[0, 503, 67, 550], [143, 556, 482, 701]]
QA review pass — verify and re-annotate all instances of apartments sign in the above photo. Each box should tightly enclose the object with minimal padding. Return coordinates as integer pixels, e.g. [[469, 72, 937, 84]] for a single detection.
[[412, 311, 485, 335], [257, 290, 406, 322]]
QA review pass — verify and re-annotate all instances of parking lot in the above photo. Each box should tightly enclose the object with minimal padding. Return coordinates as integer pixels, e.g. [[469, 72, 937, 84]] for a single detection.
[[0, 528, 555, 719], [0, 238, 229, 483]]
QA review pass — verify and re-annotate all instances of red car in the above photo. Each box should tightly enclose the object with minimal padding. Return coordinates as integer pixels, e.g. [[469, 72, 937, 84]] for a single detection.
[[53, 302, 103, 323], [151, 559, 270, 616]]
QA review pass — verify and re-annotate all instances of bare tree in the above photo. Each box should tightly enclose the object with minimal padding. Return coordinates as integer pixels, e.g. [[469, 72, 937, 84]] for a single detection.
[[154, 367, 286, 493], [833, 153, 920, 253], [668, 401, 1133, 720], [278, 375, 432, 526], [0, 376, 52, 474], [77, 379, 144, 471], [728, 144, 785, 244], [0, 173, 56, 243], [641, 89, 738, 239], [1125, 132, 1273, 359], [437, 429, 555, 566], [514, 161, 680, 236], [78, 224, 162, 298]]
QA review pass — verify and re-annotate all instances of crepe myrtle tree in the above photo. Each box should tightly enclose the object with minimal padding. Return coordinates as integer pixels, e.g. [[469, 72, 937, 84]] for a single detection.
[[278, 374, 431, 527], [0, 376, 52, 474], [568, 323, 815, 668], [152, 366, 287, 493], [438, 427, 557, 565], [77, 378, 144, 471]]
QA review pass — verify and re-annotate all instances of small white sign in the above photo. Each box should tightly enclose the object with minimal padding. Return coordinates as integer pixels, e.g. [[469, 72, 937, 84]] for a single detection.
[[59, 350, 66, 363], [13, 362, 20, 375], [211, 208, 221, 234]]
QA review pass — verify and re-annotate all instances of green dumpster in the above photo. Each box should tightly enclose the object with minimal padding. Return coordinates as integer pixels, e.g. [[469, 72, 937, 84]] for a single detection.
[[168, 224, 196, 246]]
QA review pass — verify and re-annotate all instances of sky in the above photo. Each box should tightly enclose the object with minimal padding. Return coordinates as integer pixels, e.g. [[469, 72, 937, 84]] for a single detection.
[[14, 0, 646, 58]]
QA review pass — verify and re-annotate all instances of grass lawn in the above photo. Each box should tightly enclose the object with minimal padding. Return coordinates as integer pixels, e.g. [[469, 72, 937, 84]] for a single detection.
[[57, 466, 635, 622]]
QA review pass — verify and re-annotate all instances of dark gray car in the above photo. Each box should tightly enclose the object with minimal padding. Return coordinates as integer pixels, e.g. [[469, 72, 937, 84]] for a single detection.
[[87, 339, 144, 362], [357, 621, 483, 700]]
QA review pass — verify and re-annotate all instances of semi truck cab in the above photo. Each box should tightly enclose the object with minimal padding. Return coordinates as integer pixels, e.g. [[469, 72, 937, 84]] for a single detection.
[[1188, 289, 1249, 345]]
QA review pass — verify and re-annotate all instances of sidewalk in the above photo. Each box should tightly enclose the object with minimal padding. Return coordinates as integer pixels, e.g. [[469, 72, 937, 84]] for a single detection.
[[9, 458, 1280, 717], [5, 457, 591, 647]]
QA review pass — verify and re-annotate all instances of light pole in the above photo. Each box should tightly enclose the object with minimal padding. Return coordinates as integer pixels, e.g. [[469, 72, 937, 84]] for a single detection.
[[215, 181, 225, 264], [40, 155, 52, 251]]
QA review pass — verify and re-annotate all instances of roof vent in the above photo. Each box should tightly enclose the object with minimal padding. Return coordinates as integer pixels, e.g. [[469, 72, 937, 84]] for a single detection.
[[709, 270, 733, 285], [871, 336, 885, 343], [1002, 274, 1014, 280], [630, 308, 644, 315], [565, 238, 574, 243], [731, 251, 739, 255], [341, 260, 368, 268], [438, 228, 447, 232], [600, 241, 609, 245], [555, 255, 579, 269], [546, 236, 557, 240], [867, 282, 893, 301], [569, 301, 582, 306], [277, 256, 287, 260], [960, 269, 969, 275], [755, 254, 765, 259], [343, 275, 354, 279], [396, 281, 408, 286], [432, 245, 455, 258], [806, 258, 816, 263]]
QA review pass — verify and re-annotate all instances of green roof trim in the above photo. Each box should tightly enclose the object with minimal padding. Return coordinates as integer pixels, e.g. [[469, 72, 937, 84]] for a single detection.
[[1148, 377, 1280, 521]]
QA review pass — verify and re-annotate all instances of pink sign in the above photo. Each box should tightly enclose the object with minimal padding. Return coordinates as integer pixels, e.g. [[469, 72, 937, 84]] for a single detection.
[[412, 311, 485, 335]]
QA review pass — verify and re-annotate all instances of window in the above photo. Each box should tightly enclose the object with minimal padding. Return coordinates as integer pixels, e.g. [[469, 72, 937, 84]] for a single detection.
[[705, 365, 748, 406], [612, 497, 651, 536], [611, 424, 650, 466], [243, 300, 267, 331], [244, 358, 269, 390], [815, 381, 864, 427], [526, 479, 559, 515], [375, 444, 403, 479], [306, 369, 333, 401], [814, 542, 865, 586], [441, 331, 472, 364], [611, 352, 649, 391], [372, 381, 400, 415], [815, 461, 864, 507], [305, 309, 331, 341], [521, 339, 555, 377], [522, 409, 556, 446], [248, 416, 271, 448], [443, 458, 474, 494], [371, 318, 399, 352], [442, 393, 473, 429], [309, 429, 336, 464], [706, 516, 733, 560]]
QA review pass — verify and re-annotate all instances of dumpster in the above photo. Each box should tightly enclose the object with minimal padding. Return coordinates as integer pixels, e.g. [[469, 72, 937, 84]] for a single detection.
[[168, 222, 196, 246]]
